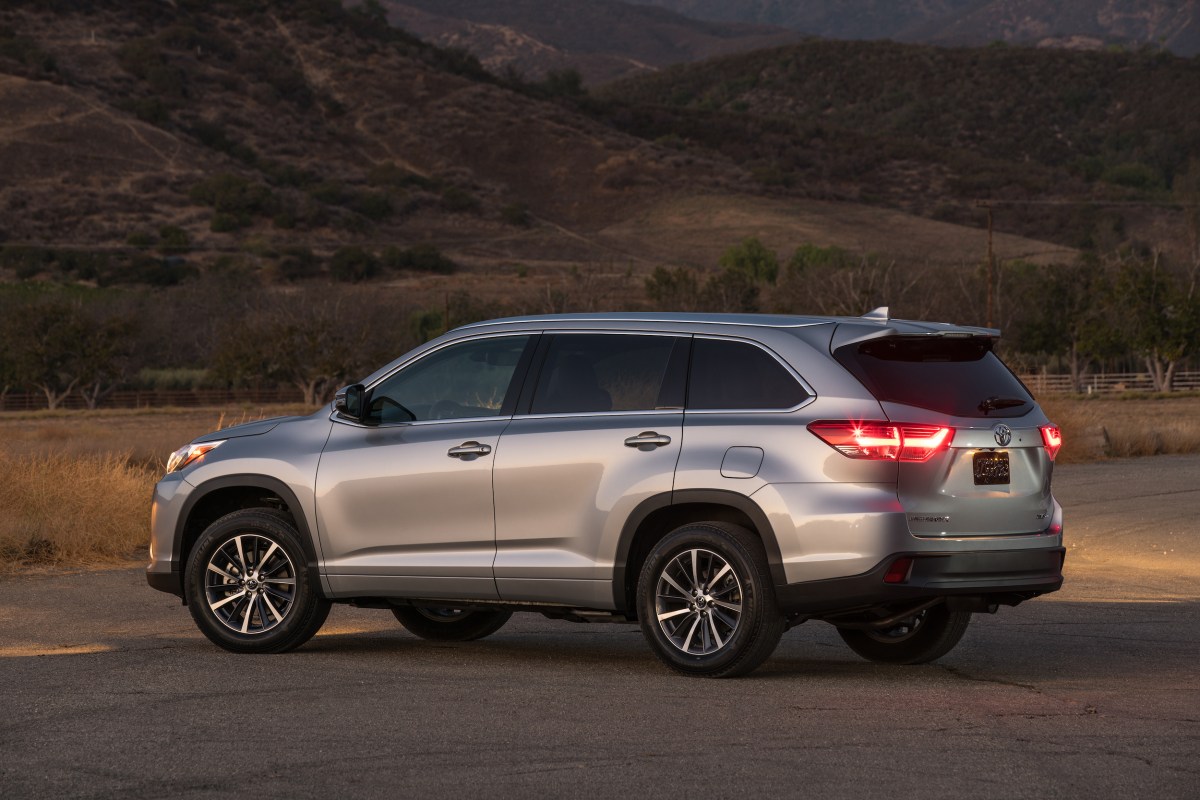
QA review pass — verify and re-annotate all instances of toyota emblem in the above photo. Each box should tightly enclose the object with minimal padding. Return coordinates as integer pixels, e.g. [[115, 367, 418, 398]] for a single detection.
[[993, 423, 1012, 447]]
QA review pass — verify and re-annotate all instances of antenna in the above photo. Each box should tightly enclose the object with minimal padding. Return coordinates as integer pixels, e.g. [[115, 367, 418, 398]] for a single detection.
[[861, 306, 889, 322]]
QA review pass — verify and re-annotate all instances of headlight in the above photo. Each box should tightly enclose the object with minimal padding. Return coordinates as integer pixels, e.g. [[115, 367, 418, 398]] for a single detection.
[[165, 441, 225, 474]]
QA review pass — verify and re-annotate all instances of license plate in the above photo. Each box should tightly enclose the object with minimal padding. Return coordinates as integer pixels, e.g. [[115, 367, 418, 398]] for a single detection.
[[973, 451, 1010, 485]]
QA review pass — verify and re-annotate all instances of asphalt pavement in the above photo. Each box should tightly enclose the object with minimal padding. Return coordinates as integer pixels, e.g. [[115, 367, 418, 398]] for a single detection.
[[1, 455, 1198, 798]]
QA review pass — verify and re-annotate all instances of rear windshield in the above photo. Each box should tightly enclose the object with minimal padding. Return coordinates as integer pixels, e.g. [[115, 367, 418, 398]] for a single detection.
[[834, 336, 1033, 419]]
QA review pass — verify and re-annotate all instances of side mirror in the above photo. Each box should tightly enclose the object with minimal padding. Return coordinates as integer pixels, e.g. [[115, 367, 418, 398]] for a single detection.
[[334, 384, 366, 421]]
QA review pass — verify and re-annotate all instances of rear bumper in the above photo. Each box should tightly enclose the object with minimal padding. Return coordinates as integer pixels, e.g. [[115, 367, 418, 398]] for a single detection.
[[775, 546, 1065, 615]]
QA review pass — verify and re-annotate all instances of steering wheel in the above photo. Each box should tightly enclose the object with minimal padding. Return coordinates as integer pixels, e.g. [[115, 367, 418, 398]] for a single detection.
[[430, 399, 463, 420], [376, 396, 416, 422]]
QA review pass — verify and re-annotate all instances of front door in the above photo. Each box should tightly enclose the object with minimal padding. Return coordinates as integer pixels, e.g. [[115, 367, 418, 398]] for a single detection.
[[315, 334, 534, 599]]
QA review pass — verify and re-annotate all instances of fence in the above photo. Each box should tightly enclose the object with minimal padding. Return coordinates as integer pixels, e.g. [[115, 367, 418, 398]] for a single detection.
[[0, 388, 306, 412], [1, 371, 1198, 412], [1019, 372, 1200, 395]]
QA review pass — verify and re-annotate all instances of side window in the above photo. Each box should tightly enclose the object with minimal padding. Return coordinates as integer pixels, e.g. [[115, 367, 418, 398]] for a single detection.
[[688, 338, 808, 410], [367, 336, 531, 424], [530, 334, 682, 414]]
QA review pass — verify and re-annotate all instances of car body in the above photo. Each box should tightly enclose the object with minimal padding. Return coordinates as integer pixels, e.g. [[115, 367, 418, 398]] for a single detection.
[[148, 311, 1064, 676]]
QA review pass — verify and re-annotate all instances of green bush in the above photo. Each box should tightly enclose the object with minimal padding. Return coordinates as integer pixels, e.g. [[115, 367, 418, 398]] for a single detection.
[[330, 246, 380, 282], [190, 174, 276, 224], [352, 191, 392, 221], [441, 187, 482, 214], [158, 226, 191, 253], [382, 244, 456, 275], [1101, 163, 1165, 191], [277, 247, 320, 281], [500, 203, 532, 227], [719, 237, 779, 284]]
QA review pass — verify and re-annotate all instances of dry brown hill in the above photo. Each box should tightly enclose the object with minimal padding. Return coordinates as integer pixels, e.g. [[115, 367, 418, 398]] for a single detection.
[[635, 0, 1200, 55], [0, 0, 1085, 292], [379, 0, 806, 84]]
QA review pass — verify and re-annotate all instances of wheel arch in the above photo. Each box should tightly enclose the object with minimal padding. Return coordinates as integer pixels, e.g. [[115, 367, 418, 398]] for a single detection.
[[175, 474, 324, 603], [613, 489, 786, 613]]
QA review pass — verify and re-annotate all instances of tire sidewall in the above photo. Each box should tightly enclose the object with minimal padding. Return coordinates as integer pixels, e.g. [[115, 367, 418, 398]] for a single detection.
[[185, 510, 323, 653], [637, 525, 773, 676]]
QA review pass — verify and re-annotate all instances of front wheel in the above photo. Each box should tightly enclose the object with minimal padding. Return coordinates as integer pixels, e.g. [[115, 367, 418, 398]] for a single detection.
[[837, 604, 971, 664], [185, 509, 330, 654], [391, 606, 512, 641], [637, 522, 785, 678]]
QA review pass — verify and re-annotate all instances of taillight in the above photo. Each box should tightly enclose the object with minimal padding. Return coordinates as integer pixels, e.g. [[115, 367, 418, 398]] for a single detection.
[[1040, 425, 1062, 461], [808, 421, 953, 462]]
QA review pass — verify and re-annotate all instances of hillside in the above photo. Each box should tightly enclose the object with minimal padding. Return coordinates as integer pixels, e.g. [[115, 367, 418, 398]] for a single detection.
[[0, 0, 763, 277], [378, 0, 805, 84], [2, 0, 1196, 298], [597, 39, 1200, 250], [634, 1, 1200, 55]]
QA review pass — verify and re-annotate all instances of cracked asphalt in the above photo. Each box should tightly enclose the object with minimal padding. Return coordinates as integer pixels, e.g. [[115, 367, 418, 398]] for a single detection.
[[2, 456, 1198, 798]]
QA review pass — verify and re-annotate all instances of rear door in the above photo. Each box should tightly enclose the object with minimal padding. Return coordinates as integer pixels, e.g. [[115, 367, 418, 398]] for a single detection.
[[491, 332, 689, 608], [834, 335, 1057, 538]]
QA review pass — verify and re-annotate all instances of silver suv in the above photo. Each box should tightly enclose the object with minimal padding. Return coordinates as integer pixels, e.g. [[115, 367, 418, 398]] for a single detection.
[[147, 312, 1064, 677]]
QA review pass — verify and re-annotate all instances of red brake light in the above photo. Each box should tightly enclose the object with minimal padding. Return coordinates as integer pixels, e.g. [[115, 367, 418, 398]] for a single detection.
[[1040, 425, 1062, 461], [808, 421, 953, 462]]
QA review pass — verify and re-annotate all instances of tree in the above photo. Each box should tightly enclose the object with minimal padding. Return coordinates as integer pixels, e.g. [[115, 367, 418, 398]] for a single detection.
[[1115, 252, 1199, 392], [5, 301, 91, 409], [719, 237, 779, 285], [210, 297, 369, 406], [644, 266, 701, 311], [702, 268, 759, 313], [77, 314, 139, 410], [1016, 259, 1123, 392]]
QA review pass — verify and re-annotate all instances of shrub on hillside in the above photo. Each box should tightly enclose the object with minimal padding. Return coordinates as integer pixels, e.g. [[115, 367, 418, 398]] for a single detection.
[[330, 246, 380, 282], [190, 173, 276, 227], [382, 244, 456, 275], [441, 187, 482, 214]]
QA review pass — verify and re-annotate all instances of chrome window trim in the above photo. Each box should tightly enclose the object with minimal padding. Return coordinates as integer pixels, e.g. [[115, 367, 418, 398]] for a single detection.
[[329, 331, 535, 430], [684, 334, 818, 415], [514, 409, 683, 422]]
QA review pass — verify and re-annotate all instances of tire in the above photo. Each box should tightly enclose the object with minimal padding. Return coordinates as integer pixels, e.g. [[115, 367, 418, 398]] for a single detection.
[[837, 604, 971, 665], [185, 508, 330, 654], [391, 606, 512, 641], [637, 522, 785, 678]]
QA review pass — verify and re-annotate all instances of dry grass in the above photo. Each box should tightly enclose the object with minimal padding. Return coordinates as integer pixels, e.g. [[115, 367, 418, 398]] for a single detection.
[[0, 451, 156, 571], [0, 405, 312, 572], [1039, 395, 1200, 463]]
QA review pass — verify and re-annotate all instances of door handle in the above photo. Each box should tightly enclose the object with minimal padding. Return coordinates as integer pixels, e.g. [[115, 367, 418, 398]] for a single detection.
[[448, 441, 492, 458], [624, 432, 672, 449]]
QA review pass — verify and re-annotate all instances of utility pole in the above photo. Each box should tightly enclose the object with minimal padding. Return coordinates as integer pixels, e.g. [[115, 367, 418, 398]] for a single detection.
[[976, 201, 995, 328]]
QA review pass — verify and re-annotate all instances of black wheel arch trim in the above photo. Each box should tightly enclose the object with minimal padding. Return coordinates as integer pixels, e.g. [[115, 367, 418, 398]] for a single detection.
[[611, 488, 787, 611], [169, 473, 325, 601]]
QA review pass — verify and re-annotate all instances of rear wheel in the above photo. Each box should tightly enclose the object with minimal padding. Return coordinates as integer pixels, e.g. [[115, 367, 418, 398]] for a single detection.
[[391, 606, 512, 641], [837, 604, 971, 664], [185, 509, 330, 654], [637, 522, 785, 678]]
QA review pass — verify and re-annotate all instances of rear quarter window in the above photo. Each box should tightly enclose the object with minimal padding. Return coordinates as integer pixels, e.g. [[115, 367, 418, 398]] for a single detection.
[[688, 338, 809, 410], [834, 336, 1033, 419]]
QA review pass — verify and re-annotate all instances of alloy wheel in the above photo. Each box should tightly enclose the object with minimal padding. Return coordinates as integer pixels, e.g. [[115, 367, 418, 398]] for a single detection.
[[205, 533, 297, 635], [655, 548, 743, 655]]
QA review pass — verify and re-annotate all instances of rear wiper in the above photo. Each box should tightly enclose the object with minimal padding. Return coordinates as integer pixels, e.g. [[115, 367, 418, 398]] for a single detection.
[[978, 396, 1027, 415]]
